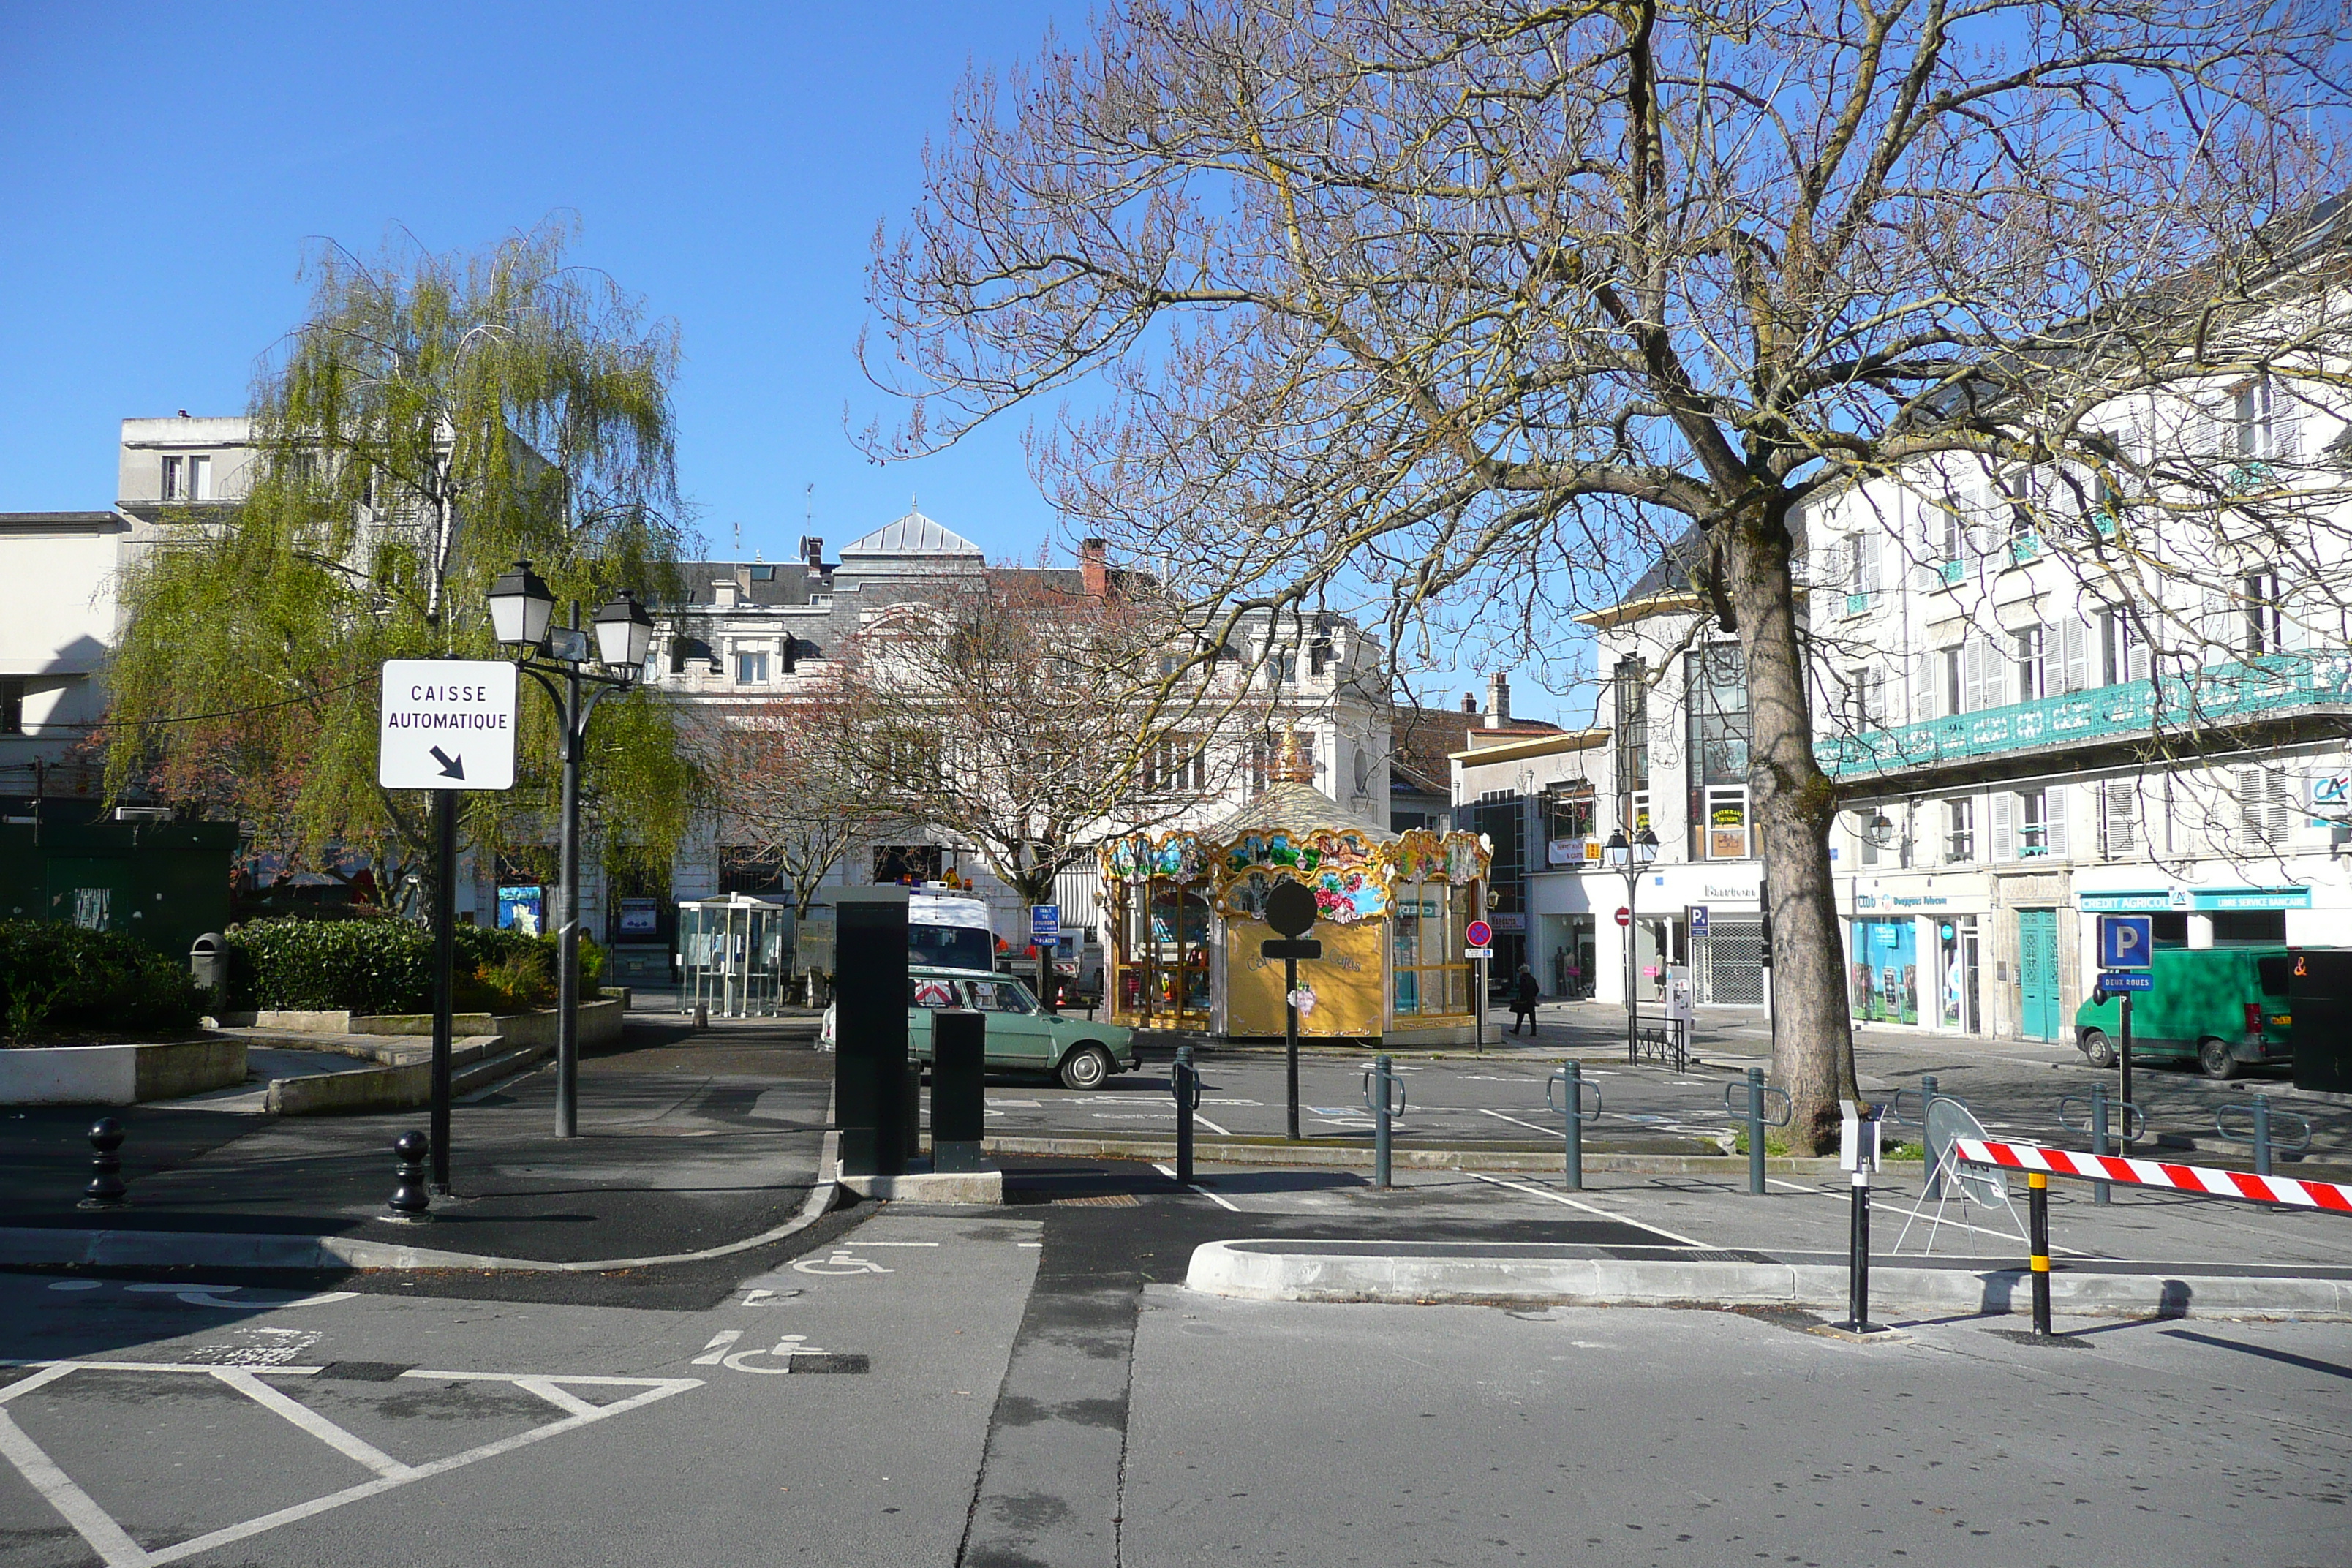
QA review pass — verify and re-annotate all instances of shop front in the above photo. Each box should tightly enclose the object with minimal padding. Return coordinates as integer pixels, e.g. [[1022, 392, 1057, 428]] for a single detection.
[[1588, 862, 1763, 1008], [1844, 878, 1991, 1033]]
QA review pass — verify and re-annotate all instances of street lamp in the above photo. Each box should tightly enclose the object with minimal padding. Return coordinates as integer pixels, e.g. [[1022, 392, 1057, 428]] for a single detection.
[[1606, 823, 1660, 1060], [491, 562, 651, 1139]]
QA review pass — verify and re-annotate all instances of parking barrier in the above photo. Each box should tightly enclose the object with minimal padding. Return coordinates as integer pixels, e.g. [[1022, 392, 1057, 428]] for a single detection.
[[1955, 1137, 2352, 1210], [1360, 1055, 1406, 1189], [2058, 1085, 2146, 1205], [2213, 1096, 2310, 1178], [78, 1118, 127, 1211], [1545, 1060, 1603, 1191], [1724, 1068, 1791, 1195]]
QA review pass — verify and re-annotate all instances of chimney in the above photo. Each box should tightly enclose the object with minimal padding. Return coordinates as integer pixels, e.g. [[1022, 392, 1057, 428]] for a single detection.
[[1460, 691, 1478, 715], [1079, 538, 1109, 598], [800, 535, 824, 570], [1484, 672, 1511, 728]]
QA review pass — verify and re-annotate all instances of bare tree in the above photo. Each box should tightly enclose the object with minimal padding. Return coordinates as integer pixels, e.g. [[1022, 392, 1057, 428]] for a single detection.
[[690, 679, 874, 922], [864, 0, 2350, 1148]]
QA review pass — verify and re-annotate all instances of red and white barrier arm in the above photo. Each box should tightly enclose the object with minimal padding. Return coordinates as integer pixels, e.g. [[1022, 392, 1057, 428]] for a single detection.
[[1953, 1138, 2352, 1213]]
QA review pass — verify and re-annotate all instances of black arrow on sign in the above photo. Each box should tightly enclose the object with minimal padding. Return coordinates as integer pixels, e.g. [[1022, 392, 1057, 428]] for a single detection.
[[429, 746, 465, 780]]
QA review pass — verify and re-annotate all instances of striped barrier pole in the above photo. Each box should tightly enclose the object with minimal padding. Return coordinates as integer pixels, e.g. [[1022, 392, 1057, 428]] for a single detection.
[[1953, 1138, 2352, 1211], [2027, 1172, 2051, 1336]]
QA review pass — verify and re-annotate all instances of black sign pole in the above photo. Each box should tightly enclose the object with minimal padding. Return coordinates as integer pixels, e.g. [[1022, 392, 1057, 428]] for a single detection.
[[1285, 954, 1301, 1141], [2119, 992, 2134, 1137], [429, 787, 456, 1194]]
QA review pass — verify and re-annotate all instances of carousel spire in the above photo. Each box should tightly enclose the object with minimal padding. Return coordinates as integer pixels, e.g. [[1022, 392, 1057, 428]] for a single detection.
[[1270, 723, 1313, 785]]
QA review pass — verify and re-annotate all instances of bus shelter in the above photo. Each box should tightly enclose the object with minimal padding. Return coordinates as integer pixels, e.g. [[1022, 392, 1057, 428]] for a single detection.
[[678, 893, 792, 1017], [1100, 777, 1490, 1047]]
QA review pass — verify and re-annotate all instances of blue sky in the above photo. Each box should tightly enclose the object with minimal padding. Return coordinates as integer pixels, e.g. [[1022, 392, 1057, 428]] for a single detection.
[[0, 1, 1561, 720]]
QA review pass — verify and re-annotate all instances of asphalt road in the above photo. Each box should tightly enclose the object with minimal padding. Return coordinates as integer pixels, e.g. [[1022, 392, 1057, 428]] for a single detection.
[[7, 1163, 2350, 1568]]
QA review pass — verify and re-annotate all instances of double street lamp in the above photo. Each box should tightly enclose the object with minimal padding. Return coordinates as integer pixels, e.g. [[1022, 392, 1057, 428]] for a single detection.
[[489, 560, 656, 1139], [1605, 824, 1660, 1059]]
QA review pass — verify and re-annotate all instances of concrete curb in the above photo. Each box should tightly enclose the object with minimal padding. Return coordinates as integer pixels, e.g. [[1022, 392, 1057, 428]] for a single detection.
[[0, 1177, 841, 1275], [981, 1133, 1850, 1176], [1183, 1240, 2352, 1320]]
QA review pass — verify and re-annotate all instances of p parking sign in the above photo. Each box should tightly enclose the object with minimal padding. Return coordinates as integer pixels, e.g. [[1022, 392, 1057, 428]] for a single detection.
[[2098, 914, 2154, 970]]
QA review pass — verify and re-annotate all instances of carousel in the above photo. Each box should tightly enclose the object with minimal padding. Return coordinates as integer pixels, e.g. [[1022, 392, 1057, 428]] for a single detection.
[[1099, 746, 1492, 1046]]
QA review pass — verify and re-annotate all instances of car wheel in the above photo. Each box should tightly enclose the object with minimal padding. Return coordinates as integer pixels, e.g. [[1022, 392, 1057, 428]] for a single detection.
[[2078, 1029, 2117, 1070], [1059, 1044, 1113, 1091], [2198, 1037, 2239, 1080]]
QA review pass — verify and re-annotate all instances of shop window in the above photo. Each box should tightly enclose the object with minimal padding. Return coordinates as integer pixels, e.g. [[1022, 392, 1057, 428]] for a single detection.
[[2210, 910, 2287, 946], [1700, 785, 1749, 859]]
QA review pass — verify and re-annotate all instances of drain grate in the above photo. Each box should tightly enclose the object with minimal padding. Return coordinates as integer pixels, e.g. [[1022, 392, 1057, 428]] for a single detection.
[[1051, 1193, 1142, 1207]]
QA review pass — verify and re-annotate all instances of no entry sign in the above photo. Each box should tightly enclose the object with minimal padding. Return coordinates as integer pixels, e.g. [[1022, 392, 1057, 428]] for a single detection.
[[378, 660, 517, 791], [1614, 906, 1632, 927]]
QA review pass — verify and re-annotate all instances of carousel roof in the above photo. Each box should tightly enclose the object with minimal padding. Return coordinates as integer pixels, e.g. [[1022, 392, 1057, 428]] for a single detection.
[[1204, 779, 1399, 843]]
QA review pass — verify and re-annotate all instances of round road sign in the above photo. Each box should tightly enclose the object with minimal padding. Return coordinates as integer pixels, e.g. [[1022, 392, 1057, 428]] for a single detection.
[[1614, 906, 1632, 927], [1464, 919, 1493, 949], [1264, 877, 1320, 937]]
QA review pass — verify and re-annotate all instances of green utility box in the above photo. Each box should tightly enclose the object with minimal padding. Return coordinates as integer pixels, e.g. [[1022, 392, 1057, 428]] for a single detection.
[[0, 819, 238, 959], [2072, 945, 2315, 1079]]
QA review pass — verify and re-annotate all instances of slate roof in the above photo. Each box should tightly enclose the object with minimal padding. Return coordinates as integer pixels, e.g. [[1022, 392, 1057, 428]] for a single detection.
[[1205, 779, 1398, 843]]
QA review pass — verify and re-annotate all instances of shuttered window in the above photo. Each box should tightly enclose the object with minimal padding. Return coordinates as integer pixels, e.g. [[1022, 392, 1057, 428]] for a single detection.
[[2101, 781, 2138, 858], [2237, 765, 2292, 850]]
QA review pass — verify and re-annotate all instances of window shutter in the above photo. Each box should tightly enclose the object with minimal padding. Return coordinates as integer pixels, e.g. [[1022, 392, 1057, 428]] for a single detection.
[[2058, 618, 2090, 695], [2274, 381, 2304, 459], [1855, 534, 1881, 595], [2239, 765, 2291, 848], [1915, 651, 1941, 720], [2102, 782, 2137, 857], [1991, 791, 2015, 861], [2045, 785, 2068, 858]]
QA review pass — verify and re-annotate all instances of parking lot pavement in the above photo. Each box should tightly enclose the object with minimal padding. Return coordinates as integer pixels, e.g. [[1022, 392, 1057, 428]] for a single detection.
[[0, 1207, 1034, 1568], [968, 1042, 2352, 1169], [1121, 1290, 2352, 1568]]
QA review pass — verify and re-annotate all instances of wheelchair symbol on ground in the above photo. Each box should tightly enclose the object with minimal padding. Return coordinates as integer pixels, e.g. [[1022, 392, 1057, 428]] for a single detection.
[[791, 1249, 893, 1276], [0, 1357, 698, 1567]]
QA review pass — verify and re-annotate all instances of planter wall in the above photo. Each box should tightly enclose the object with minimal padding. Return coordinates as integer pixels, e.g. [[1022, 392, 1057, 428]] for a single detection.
[[0, 1039, 246, 1106]]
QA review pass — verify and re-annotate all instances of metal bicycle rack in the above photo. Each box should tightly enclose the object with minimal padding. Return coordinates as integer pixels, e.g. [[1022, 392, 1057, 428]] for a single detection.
[[1724, 1068, 1792, 1195], [2059, 1086, 2148, 1203], [2213, 1096, 2312, 1177], [1546, 1061, 1605, 1190]]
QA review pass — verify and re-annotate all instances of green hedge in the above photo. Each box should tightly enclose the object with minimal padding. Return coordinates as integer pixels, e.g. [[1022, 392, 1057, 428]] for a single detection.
[[0, 920, 208, 1039], [226, 917, 605, 1015]]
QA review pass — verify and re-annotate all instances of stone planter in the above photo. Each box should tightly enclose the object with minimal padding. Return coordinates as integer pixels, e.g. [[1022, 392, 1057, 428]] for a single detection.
[[0, 1038, 247, 1106]]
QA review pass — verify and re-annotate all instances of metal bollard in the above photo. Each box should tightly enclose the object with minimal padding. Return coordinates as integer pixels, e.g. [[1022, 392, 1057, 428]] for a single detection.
[[2214, 1093, 2308, 1177], [1360, 1055, 1403, 1189], [1545, 1060, 1602, 1191], [2253, 1094, 2272, 1177], [1847, 1164, 1873, 1331], [1173, 1046, 1200, 1186], [78, 1117, 127, 1210], [1744, 1068, 1767, 1195], [2027, 1171, 2052, 1336], [1918, 1074, 1942, 1200], [386, 1130, 433, 1222], [2090, 1082, 2111, 1205]]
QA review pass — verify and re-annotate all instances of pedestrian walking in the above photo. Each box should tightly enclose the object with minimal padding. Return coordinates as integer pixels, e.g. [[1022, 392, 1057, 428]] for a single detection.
[[1511, 964, 1540, 1035]]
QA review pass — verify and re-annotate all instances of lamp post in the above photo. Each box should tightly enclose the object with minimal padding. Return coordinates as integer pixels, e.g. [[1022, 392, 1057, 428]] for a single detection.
[[489, 560, 655, 1139], [1605, 824, 1659, 1059]]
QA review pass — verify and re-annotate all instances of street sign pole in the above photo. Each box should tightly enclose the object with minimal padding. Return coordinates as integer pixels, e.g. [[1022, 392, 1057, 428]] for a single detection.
[[2120, 993, 2134, 1129], [1260, 880, 1322, 1144], [1285, 954, 1301, 1139], [429, 790, 456, 1194]]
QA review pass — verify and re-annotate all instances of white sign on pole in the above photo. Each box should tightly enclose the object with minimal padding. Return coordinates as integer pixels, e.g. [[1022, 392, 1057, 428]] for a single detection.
[[379, 660, 518, 791]]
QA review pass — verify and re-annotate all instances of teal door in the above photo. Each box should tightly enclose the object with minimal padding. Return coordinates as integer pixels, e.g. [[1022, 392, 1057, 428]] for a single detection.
[[2018, 909, 2061, 1041]]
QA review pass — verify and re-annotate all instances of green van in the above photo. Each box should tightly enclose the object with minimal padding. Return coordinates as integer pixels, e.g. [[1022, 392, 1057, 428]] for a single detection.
[[2073, 947, 2299, 1079], [821, 966, 1138, 1089]]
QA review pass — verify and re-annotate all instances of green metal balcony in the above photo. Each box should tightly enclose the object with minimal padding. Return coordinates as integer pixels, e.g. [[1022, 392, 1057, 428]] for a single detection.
[[1817, 652, 2352, 780]]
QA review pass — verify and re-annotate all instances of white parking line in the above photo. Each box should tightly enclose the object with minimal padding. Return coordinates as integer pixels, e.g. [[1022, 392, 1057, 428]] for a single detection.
[[1192, 1112, 1232, 1136], [208, 1368, 411, 1479], [0, 1411, 151, 1567], [1466, 1173, 1709, 1247], [1153, 1164, 1243, 1212], [690, 1330, 742, 1365], [1477, 1107, 1560, 1138]]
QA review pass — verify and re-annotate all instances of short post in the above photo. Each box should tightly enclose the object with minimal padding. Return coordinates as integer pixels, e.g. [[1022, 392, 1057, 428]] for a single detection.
[[2027, 1171, 2052, 1335], [2090, 1082, 2111, 1205], [2253, 1094, 2272, 1177], [1548, 1059, 1588, 1191], [386, 1130, 432, 1223], [79, 1117, 127, 1210], [1173, 1045, 1198, 1186], [1745, 1067, 1767, 1196], [1839, 1099, 1880, 1333], [1918, 1074, 1942, 1200], [1366, 1054, 1395, 1189], [930, 1010, 987, 1173]]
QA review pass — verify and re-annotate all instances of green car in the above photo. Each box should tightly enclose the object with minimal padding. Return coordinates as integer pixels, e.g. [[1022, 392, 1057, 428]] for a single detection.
[[908, 967, 1137, 1089], [2073, 946, 2301, 1079]]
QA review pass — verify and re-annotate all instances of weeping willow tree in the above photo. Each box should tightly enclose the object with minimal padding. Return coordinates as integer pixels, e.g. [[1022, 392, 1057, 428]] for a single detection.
[[107, 219, 701, 910]]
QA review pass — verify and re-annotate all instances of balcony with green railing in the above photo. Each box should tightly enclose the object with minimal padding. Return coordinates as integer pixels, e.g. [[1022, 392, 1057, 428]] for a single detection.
[[1817, 652, 2352, 780]]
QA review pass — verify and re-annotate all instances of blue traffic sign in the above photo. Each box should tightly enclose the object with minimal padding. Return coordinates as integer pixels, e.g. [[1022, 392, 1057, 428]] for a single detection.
[[2097, 914, 2154, 970], [1030, 904, 1060, 946], [2097, 970, 2154, 992]]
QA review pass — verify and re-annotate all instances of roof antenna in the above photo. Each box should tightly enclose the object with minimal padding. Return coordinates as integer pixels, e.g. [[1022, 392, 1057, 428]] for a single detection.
[[805, 481, 814, 529]]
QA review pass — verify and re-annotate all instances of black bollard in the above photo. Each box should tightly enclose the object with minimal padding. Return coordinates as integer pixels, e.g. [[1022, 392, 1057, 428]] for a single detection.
[[2028, 1171, 2052, 1335], [385, 1130, 433, 1223], [78, 1117, 127, 1210], [1173, 1046, 1198, 1187]]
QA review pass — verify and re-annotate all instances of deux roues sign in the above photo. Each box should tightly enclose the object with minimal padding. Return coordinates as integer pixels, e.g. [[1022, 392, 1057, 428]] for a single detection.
[[379, 660, 518, 791]]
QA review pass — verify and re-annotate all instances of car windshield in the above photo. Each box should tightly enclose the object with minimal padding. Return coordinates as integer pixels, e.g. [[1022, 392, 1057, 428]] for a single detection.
[[912, 921, 996, 972], [965, 978, 1038, 1014]]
